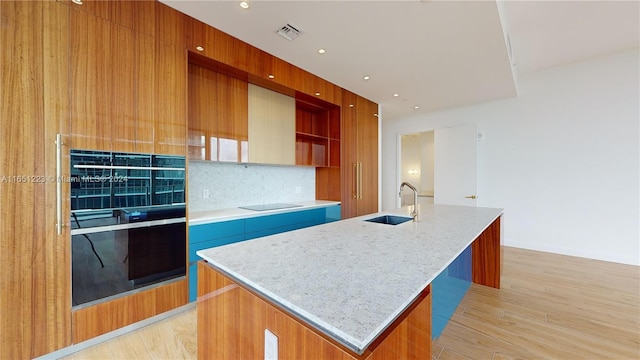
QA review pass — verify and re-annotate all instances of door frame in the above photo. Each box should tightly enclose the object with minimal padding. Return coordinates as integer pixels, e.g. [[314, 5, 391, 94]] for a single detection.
[[396, 124, 478, 208]]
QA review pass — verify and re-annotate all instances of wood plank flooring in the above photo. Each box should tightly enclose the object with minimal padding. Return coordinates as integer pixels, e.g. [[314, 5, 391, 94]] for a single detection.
[[60, 246, 639, 359]]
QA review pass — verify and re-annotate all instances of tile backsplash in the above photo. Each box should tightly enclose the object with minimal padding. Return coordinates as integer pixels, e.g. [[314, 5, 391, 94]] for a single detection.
[[188, 161, 316, 212]]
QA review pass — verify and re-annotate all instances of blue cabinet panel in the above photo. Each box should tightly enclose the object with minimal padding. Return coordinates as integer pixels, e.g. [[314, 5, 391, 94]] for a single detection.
[[325, 205, 341, 222], [188, 263, 198, 302], [189, 219, 244, 244], [244, 208, 325, 239], [244, 212, 296, 234], [448, 246, 472, 281], [432, 246, 472, 339], [188, 234, 245, 263]]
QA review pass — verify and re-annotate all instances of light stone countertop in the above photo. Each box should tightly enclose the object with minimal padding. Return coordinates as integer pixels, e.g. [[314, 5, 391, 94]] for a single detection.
[[188, 200, 341, 225], [197, 203, 503, 354]]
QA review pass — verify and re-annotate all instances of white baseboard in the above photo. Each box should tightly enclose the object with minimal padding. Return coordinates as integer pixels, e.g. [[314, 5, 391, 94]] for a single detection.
[[503, 238, 639, 266]]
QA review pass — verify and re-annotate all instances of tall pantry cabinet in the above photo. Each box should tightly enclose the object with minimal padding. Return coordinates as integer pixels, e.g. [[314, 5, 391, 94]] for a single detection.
[[341, 91, 379, 218], [1, 1, 72, 358]]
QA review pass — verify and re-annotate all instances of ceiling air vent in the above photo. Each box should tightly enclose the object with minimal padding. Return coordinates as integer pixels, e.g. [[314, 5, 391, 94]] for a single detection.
[[277, 23, 303, 41]]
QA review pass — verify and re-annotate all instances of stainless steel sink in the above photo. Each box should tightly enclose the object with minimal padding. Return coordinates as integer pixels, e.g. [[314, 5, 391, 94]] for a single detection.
[[364, 215, 413, 225]]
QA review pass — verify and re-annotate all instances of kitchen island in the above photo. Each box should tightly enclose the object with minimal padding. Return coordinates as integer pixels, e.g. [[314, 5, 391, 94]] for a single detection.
[[196, 204, 502, 359]]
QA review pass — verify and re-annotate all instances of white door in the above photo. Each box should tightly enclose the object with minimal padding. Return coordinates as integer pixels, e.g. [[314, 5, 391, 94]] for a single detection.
[[434, 124, 478, 206]]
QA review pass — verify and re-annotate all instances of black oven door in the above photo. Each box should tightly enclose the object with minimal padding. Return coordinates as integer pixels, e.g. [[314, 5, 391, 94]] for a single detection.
[[70, 150, 186, 308]]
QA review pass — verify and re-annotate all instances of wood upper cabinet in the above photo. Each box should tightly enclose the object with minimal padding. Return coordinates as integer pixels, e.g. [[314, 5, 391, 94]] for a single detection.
[[188, 63, 248, 162], [70, 8, 123, 151], [341, 91, 379, 218], [248, 84, 296, 165], [154, 39, 187, 156], [69, 6, 186, 155], [135, 32, 156, 154]]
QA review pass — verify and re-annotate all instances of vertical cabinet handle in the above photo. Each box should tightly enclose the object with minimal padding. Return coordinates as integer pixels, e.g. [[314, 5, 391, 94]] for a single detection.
[[357, 162, 363, 200], [55, 134, 63, 235], [352, 162, 358, 199]]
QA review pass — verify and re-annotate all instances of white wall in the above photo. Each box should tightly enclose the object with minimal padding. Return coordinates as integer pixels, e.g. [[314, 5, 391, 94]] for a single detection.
[[381, 49, 639, 266]]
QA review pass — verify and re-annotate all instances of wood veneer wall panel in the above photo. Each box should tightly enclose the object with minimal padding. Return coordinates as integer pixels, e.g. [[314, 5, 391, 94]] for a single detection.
[[197, 262, 431, 360], [355, 97, 379, 216], [216, 72, 249, 144], [154, 40, 187, 156], [135, 32, 156, 154], [0, 3, 43, 358], [42, 0, 73, 355], [69, 8, 112, 151], [365, 287, 431, 359], [1, 2, 72, 357], [155, 1, 185, 47], [111, 22, 137, 153], [72, 279, 188, 343], [62, 0, 134, 29], [188, 64, 216, 160], [472, 215, 501, 289], [316, 167, 341, 201], [340, 91, 358, 219], [155, 278, 188, 314]]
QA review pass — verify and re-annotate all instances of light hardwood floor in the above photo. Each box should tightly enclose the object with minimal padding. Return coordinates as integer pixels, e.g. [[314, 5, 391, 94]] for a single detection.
[[61, 247, 639, 360]]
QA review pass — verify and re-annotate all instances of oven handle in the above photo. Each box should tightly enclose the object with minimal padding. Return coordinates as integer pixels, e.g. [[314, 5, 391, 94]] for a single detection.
[[70, 217, 186, 235], [73, 164, 185, 171]]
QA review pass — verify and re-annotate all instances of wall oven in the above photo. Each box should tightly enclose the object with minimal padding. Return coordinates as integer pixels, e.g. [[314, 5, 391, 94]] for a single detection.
[[70, 150, 186, 308]]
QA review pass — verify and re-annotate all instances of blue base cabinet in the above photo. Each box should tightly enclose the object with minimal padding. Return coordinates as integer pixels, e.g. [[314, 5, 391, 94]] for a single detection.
[[188, 205, 340, 301], [431, 246, 472, 339]]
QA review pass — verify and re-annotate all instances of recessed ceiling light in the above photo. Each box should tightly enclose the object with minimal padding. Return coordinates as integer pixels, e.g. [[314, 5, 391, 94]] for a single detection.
[[195, 46, 204, 51], [240, 2, 250, 9], [315, 92, 321, 96], [318, 48, 326, 54], [363, 76, 370, 80], [414, 106, 420, 109], [393, 93, 399, 97], [72, 0, 83, 4], [349, 104, 354, 108], [268, 74, 275, 79]]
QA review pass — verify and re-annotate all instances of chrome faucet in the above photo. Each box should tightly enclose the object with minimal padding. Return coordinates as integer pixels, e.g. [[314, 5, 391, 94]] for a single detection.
[[399, 181, 419, 221]]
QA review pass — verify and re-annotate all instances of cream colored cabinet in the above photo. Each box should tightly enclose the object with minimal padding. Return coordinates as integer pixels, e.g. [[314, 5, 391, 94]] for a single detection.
[[248, 84, 296, 165]]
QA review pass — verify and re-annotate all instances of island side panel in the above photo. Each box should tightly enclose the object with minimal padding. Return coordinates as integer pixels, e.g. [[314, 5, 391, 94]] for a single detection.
[[197, 261, 432, 360], [364, 286, 431, 359], [197, 261, 358, 360], [471, 215, 501, 288]]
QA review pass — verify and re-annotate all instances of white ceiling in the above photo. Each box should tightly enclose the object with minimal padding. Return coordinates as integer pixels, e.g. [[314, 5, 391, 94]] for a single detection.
[[163, 0, 639, 121]]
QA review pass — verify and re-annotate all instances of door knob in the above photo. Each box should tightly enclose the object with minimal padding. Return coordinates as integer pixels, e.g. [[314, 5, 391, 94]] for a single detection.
[[465, 195, 477, 199]]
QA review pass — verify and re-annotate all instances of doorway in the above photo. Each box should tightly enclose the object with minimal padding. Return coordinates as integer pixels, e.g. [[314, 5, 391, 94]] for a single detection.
[[398, 124, 478, 207], [400, 131, 435, 206]]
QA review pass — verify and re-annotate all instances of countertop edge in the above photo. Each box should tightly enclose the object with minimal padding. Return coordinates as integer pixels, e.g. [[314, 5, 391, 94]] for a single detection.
[[188, 201, 341, 225]]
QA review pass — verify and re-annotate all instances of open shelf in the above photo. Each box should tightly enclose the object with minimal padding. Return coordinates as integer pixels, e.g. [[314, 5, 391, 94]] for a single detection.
[[295, 96, 340, 167]]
